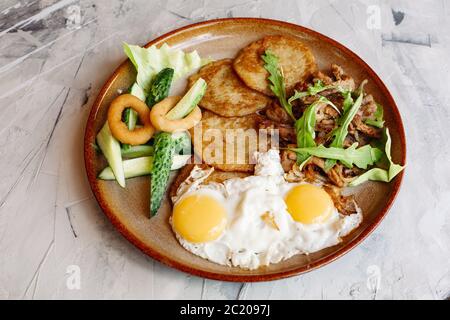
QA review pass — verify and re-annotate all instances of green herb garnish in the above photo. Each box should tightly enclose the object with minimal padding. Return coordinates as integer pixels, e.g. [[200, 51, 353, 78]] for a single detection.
[[349, 128, 404, 186], [290, 143, 383, 170], [261, 51, 295, 120], [364, 103, 385, 128]]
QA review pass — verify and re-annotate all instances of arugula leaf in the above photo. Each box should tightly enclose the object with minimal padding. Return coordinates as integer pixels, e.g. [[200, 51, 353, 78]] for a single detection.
[[342, 90, 354, 113], [364, 103, 385, 128], [290, 143, 383, 170], [355, 79, 368, 96], [261, 51, 295, 120], [288, 80, 347, 105], [294, 97, 340, 163], [324, 92, 364, 171], [349, 128, 405, 186], [294, 103, 316, 164]]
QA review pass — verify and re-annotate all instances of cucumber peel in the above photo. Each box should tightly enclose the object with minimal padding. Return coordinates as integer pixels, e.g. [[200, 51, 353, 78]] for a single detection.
[[99, 156, 153, 180], [146, 68, 174, 107], [96, 122, 125, 187], [121, 145, 154, 158], [150, 132, 176, 216], [166, 78, 206, 120]]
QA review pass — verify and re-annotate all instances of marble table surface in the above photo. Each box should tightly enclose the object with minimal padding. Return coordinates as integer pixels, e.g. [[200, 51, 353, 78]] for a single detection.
[[0, 0, 449, 300]]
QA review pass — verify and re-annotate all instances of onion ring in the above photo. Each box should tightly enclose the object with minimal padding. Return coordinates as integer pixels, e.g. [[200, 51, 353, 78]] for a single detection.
[[150, 96, 202, 132], [107, 94, 154, 145]]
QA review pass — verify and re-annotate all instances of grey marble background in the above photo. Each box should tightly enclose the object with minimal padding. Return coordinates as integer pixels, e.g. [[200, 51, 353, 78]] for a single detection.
[[0, 0, 449, 300]]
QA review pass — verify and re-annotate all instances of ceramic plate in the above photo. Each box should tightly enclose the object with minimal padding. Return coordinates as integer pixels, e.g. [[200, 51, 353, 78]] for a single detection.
[[84, 18, 406, 282]]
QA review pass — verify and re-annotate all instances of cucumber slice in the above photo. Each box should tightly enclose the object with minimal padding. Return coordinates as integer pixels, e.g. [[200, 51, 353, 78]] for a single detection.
[[125, 83, 145, 132], [165, 78, 206, 120], [150, 132, 175, 216], [172, 131, 191, 154], [98, 155, 190, 180], [121, 145, 154, 158], [96, 122, 125, 187], [146, 68, 174, 107], [171, 154, 191, 170], [129, 83, 146, 101], [98, 156, 153, 180]]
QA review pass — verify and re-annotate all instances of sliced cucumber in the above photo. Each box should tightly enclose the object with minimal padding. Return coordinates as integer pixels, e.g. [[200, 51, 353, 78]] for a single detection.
[[165, 78, 206, 120], [96, 122, 125, 187], [98, 155, 190, 180], [171, 154, 191, 170], [146, 68, 174, 107], [173, 131, 191, 154], [150, 133, 175, 216], [98, 156, 153, 180], [123, 83, 144, 135], [121, 145, 154, 158], [129, 83, 146, 101]]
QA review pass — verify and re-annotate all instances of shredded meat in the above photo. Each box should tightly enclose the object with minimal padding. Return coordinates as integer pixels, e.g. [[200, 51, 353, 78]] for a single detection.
[[259, 63, 381, 192], [315, 101, 339, 135], [265, 100, 293, 124], [313, 64, 356, 95], [307, 157, 360, 187], [258, 119, 296, 144], [280, 148, 297, 172], [352, 114, 381, 138], [360, 94, 377, 119], [313, 70, 333, 85], [323, 184, 358, 216]]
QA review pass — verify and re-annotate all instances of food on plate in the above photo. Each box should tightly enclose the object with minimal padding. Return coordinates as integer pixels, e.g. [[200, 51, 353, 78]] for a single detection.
[[191, 110, 263, 172], [149, 78, 205, 216], [107, 94, 155, 145], [150, 132, 178, 216], [120, 145, 154, 158], [145, 67, 175, 107], [233, 35, 317, 96], [94, 36, 404, 270], [169, 161, 250, 199], [165, 78, 207, 120], [170, 150, 362, 269], [98, 154, 191, 180], [150, 96, 202, 132], [123, 43, 207, 135], [96, 122, 125, 187], [188, 59, 270, 117]]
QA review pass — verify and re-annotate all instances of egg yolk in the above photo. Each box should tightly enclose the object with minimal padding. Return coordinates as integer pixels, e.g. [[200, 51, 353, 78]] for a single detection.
[[172, 194, 227, 243], [285, 184, 334, 224]]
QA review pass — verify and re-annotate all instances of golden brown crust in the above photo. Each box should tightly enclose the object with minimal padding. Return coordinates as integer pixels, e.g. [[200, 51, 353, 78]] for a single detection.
[[233, 35, 317, 96], [188, 59, 270, 117], [190, 110, 263, 172]]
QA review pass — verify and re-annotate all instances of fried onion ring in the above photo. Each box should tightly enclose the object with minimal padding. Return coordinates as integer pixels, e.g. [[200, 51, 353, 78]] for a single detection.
[[107, 94, 154, 145], [150, 96, 202, 132]]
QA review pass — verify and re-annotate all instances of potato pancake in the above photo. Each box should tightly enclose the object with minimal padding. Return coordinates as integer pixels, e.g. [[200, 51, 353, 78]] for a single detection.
[[188, 59, 270, 117], [189, 111, 265, 172], [233, 35, 317, 96]]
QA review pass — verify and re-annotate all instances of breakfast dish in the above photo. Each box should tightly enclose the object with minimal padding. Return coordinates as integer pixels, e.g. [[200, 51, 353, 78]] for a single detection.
[[85, 19, 406, 279], [188, 59, 271, 117], [170, 150, 362, 269], [233, 35, 317, 96]]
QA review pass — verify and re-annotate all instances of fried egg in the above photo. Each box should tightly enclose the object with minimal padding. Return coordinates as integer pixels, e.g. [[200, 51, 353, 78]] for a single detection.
[[170, 150, 362, 270]]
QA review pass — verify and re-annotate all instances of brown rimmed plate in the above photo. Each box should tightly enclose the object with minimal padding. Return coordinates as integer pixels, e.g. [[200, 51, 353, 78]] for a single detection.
[[84, 18, 406, 282]]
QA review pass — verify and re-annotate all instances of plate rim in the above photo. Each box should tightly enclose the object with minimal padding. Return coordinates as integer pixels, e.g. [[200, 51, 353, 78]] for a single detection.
[[84, 17, 406, 282]]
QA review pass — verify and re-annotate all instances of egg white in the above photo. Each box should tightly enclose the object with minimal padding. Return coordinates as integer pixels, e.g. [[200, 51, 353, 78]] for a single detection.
[[171, 150, 362, 270]]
